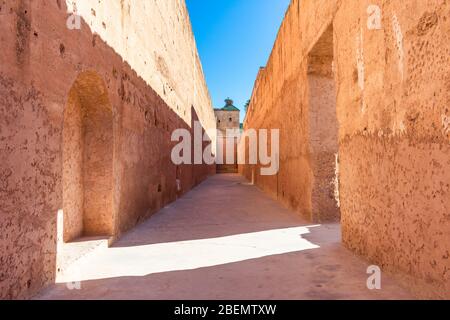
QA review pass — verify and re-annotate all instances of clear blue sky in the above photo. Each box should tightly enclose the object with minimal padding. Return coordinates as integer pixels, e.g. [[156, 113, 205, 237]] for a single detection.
[[186, 0, 290, 122]]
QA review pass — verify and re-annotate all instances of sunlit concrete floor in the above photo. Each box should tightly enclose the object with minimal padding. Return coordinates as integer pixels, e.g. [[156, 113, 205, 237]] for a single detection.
[[36, 174, 414, 300]]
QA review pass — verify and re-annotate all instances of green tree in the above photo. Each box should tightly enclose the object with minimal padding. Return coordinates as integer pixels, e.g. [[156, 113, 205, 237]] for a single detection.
[[244, 99, 251, 112]]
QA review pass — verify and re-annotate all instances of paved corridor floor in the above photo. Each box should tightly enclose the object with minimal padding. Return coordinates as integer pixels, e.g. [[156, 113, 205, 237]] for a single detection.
[[37, 174, 413, 300]]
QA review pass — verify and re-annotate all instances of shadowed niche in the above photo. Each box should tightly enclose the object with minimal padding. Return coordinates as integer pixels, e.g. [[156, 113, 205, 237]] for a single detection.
[[63, 71, 114, 242], [307, 23, 340, 222]]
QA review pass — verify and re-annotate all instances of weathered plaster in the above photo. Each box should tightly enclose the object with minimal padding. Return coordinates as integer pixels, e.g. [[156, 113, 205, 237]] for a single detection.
[[241, 0, 449, 298], [0, 0, 215, 299]]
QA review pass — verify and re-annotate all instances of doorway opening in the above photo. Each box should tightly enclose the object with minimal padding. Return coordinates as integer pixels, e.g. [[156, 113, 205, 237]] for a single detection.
[[307, 23, 340, 222]]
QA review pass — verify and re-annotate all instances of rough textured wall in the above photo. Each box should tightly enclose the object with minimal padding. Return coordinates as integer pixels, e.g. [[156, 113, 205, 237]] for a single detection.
[[241, 0, 339, 220], [0, 0, 215, 299], [336, 0, 450, 299], [241, 0, 449, 298]]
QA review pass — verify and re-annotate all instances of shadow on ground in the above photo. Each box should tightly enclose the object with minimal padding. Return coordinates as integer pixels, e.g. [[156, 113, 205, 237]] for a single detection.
[[36, 175, 414, 300]]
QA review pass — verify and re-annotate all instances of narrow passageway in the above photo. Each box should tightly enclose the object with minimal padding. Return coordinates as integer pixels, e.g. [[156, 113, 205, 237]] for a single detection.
[[37, 174, 412, 300]]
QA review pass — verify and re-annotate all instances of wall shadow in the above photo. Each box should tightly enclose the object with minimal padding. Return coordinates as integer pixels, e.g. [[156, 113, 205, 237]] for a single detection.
[[36, 177, 412, 300]]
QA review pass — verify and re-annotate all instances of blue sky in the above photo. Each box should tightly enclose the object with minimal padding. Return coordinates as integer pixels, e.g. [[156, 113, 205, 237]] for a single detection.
[[186, 0, 290, 122]]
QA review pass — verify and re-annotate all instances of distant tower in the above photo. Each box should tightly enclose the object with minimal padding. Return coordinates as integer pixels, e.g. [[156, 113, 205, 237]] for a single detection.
[[214, 98, 240, 173], [214, 98, 240, 133]]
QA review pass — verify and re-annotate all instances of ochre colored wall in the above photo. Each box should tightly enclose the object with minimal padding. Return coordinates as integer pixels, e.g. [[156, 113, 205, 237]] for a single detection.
[[0, 0, 215, 299], [241, 0, 449, 298]]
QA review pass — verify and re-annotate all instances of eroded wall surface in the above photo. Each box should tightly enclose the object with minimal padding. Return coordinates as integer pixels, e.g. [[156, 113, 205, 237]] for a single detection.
[[241, 0, 449, 298], [0, 0, 215, 299]]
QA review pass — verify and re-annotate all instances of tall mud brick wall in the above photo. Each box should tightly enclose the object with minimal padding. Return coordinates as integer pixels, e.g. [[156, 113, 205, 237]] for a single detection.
[[241, 0, 449, 298], [0, 0, 216, 299]]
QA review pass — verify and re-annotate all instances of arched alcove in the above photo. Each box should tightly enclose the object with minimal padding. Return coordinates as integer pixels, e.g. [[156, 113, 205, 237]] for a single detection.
[[62, 71, 114, 242]]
